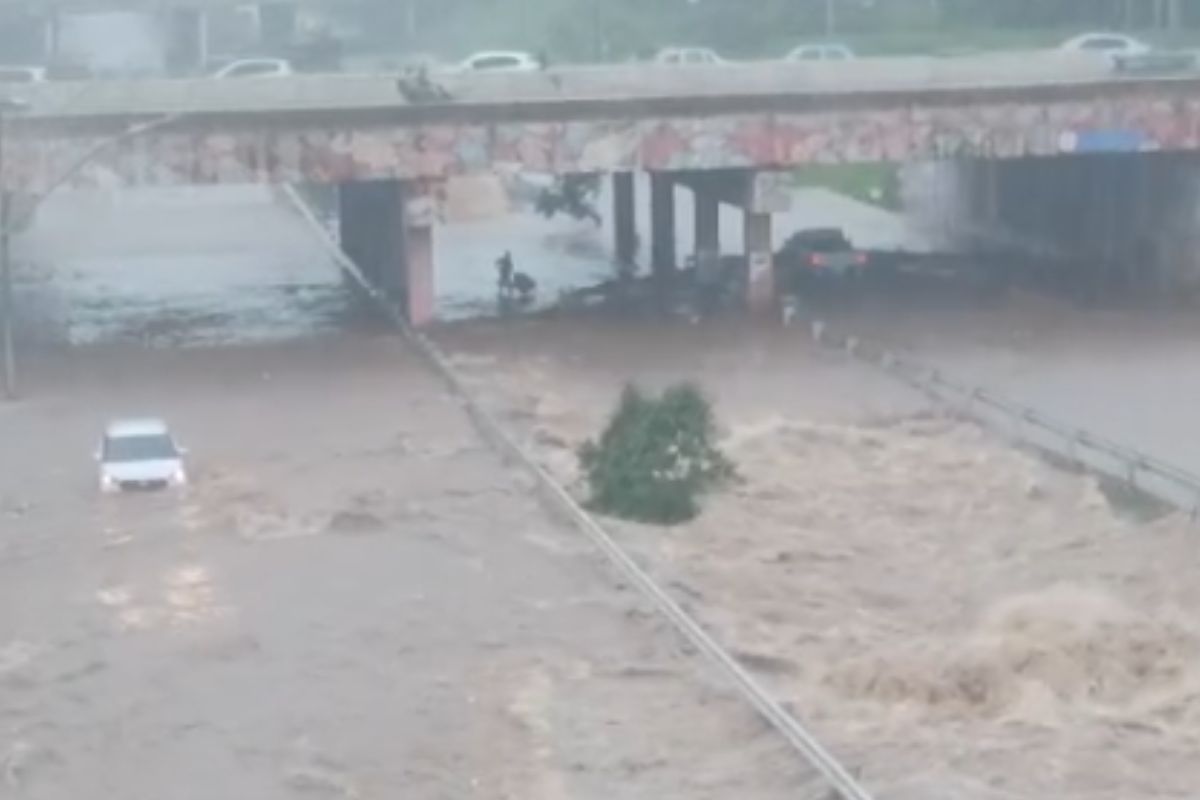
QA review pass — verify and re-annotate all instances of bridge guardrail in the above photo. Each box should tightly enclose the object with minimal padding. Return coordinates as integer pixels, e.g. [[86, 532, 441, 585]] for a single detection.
[[811, 321, 1200, 517]]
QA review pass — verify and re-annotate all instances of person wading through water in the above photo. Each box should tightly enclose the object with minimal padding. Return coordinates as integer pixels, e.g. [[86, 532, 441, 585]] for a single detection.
[[496, 251, 537, 306], [496, 251, 514, 295]]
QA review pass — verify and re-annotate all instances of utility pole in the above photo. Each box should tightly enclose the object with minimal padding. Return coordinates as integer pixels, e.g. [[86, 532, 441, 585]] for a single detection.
[[0, 97, 26, 401], [824, 0, 836, 37], [404, 0, 417, 42], [0, 177, 12, 402], [1168, 0, 1182, 32]]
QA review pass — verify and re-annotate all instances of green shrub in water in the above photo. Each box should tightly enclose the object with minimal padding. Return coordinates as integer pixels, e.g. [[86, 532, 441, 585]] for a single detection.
[[579, 382, 734, 524]]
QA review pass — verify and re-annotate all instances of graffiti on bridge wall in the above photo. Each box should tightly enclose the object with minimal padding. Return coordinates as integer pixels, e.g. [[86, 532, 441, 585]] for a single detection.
[[11, 90, 1200, 191]]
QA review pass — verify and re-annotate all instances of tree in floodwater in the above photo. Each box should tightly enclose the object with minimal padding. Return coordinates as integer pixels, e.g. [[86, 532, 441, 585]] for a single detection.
[[579, 383, 735, 525], [535, 174, 602, 226]]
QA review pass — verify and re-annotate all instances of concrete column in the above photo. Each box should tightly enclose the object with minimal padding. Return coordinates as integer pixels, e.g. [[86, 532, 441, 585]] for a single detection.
[[400, 185, 436, 327], [613, 171, 636, 269], [693, 187, 720, 281], [981, 158, 999, 227], [649, 172, 676, 279], [338, 179, 395, 290], [337, 178, 437, 326], [743, 211, 774, 312]]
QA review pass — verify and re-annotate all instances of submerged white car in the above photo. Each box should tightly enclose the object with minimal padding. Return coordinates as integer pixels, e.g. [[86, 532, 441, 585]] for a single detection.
[[97, 418, 188, 493]]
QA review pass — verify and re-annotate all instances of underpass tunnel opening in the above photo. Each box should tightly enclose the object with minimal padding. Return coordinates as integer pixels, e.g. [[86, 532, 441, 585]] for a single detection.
[[8, 184, 366, 352], [328, 168, 786, 325], [927, 151, 1200, 307], [321, 152, 1200, 328]]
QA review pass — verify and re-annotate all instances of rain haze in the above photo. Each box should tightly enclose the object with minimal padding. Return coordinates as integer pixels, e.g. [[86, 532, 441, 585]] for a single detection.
[[4, 2, 1200, 798]]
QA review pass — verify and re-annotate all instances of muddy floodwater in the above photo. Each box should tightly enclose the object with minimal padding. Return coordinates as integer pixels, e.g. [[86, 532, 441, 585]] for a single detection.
[[0, 338, 820, 799], [437, 315, 1200, 800], [8, 180, 1200, 798]]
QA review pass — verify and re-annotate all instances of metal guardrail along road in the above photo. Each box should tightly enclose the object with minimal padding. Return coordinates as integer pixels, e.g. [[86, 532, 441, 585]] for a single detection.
[[815, 322, 1200, 517]]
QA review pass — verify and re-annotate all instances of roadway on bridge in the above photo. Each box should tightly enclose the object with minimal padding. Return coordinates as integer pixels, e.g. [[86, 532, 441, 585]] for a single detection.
[[16, 50, 1163, 118]]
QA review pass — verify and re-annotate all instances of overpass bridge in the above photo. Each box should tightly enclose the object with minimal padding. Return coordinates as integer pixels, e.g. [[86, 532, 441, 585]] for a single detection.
[[9, 51, 1200, 190], [7, 52, 1200, 326]]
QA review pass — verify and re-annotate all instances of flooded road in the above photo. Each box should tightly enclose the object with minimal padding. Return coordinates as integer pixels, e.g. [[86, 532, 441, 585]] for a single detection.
[[2, 339, 819, 799], [11, 176, 931, 341], [13, 186, 352, 346], [435, 315, 1200, 800], [825, 299, 1200, 479], [8, 177, 1200, 798], [1, 187, 822, 797]]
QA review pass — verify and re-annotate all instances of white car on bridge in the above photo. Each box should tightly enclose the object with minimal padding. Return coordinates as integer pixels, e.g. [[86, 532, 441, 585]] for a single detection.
[[0, 65, 46, 83], [459, 51, 540, 73], [212, 58, 294, 79], [784, 43, 856, 62], [654, 47, 725, 66], [1058, 32, 1151, 57]]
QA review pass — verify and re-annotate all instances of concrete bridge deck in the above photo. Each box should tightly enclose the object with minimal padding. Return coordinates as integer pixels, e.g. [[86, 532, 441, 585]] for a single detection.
[[13, 51, 1192, 120], [6, 50, 1200, 199]]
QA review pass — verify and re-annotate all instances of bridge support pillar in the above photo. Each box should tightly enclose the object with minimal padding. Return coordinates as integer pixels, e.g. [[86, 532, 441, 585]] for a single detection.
[[743, 211, 774, 313], [980, 158, 999, 227], [613, 171, 637, 269], [650, 172, 676, 284], [337, 178, 437, 327], [338, 179, 393, 292], [693, 187, 721, 288]]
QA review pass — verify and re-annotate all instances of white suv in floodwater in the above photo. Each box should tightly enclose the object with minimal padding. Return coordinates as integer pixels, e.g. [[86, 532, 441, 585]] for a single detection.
[[97, 418, 188, 493]]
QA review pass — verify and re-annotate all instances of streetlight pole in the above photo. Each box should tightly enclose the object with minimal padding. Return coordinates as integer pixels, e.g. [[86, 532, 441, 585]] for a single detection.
[[824, 0, 836, 37], [0, 96, 28, 401]]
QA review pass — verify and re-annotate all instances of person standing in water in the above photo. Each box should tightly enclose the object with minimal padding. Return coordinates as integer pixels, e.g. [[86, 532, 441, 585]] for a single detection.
[[496, 251, 515, 296]]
